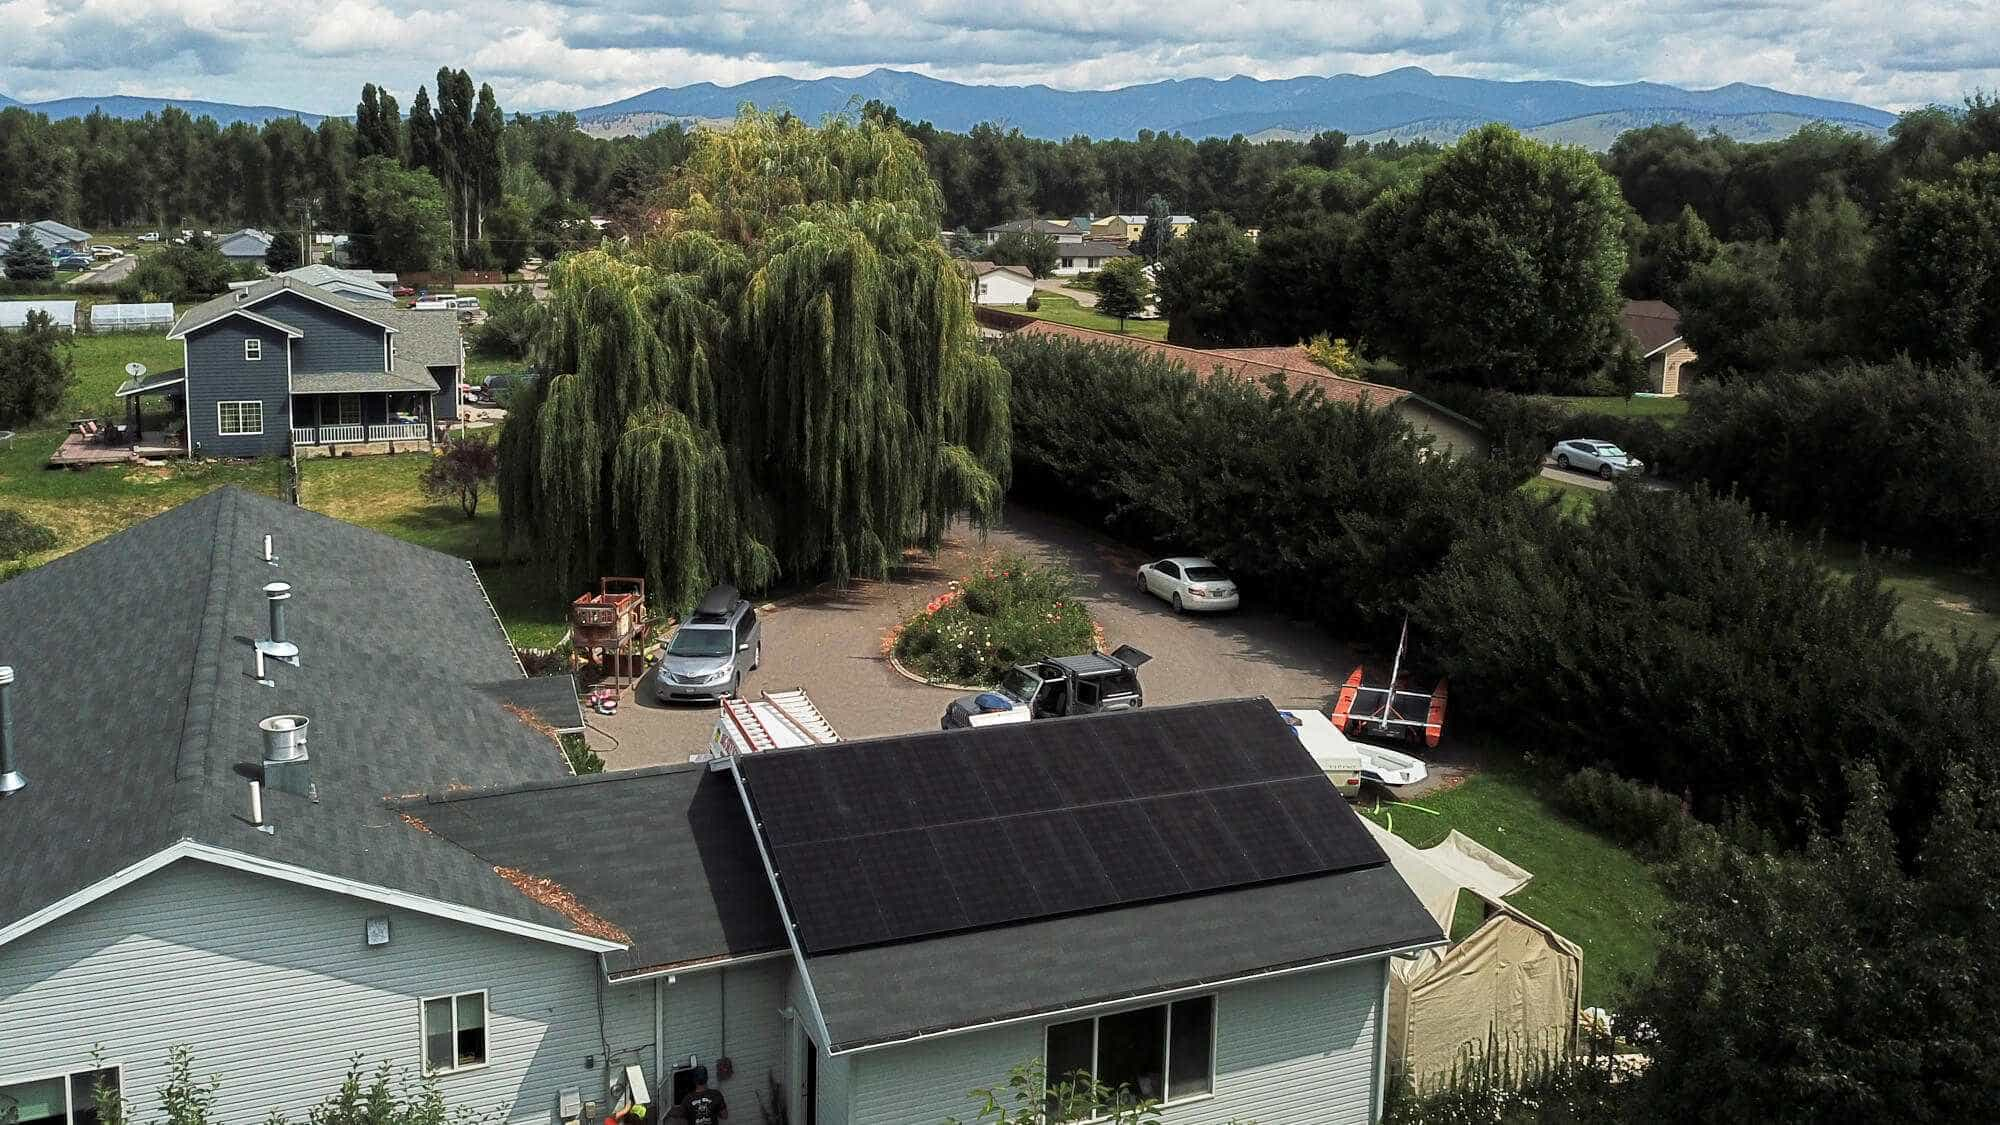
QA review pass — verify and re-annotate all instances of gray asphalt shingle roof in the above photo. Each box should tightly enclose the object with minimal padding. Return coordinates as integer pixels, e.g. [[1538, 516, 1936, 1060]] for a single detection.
[[291, 370, 441, 395], [167, 278, 462, 376], [0, 488, 587, 940], [172, 277, 396, 338]]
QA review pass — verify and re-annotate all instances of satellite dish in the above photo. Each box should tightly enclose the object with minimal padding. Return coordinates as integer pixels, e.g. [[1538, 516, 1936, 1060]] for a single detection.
[[124, 362, 147, 379]]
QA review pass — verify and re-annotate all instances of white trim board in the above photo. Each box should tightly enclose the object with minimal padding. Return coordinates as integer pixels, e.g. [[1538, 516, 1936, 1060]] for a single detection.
[[167, 307, 305, 340], [0, 840, 626, 955]]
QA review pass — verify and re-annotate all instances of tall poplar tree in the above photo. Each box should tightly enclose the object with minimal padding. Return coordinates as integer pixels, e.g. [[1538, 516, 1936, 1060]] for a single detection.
[[498, 110, 1010, 610]]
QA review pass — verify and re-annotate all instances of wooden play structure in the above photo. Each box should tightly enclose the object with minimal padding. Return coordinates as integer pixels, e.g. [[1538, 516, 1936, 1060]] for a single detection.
[[570, 577, 650, 693]]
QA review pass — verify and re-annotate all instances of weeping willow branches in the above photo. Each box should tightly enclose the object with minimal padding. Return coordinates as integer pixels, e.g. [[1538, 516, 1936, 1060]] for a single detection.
[[497, 109, 1009, 610]]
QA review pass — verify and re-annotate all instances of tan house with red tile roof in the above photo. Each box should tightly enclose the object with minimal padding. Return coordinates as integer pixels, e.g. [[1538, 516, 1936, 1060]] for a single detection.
[[1621, 300, 1697, 396]]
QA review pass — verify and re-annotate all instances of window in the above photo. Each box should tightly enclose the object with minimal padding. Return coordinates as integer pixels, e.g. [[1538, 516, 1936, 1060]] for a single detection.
[[421, 991, 488, 1074], [243, 338, 262, 361], [1044, 997, 1214, 1118], [336, 395, 363, 426], [0, 1068, 120, 1125], [216, 400, 263, 435], [1155, 561, 1181, 580]]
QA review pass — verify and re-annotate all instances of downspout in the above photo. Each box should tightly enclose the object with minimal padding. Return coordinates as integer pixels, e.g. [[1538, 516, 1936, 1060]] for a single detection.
[[1371, 958, 1392, 1124], [654, 976, 665, 1095]]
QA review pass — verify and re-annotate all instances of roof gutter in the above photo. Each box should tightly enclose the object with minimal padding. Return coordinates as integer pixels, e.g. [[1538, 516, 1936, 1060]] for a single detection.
[[726, 758, 838, 1051], [826, 936, 1446, 1058], [600, 946, 791, 984]]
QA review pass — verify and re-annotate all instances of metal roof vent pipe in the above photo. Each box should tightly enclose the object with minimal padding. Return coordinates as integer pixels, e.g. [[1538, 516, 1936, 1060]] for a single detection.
[[0, 667, 24, 798], [259, 714, 314, 798], [260, 581, 299, 666]]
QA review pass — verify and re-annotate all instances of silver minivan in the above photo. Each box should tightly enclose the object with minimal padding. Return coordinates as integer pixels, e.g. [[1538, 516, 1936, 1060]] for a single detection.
[[653, 585, 762, 703]]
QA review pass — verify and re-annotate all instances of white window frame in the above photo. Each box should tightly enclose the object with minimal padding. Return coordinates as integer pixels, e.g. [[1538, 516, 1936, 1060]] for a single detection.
[[419, 989, 490, 1076], [0, 1064, 124, 1125], [243, 338, 262, 361], [1043, 994, 1218, 1119], [216, 400, 263, 436]]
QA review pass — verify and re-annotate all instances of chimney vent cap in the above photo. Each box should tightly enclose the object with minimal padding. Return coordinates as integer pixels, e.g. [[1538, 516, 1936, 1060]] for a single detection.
[[0, 666, 13, 685]]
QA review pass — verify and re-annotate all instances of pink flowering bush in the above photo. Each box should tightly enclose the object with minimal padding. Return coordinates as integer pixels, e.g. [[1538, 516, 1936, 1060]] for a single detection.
[[892, 553, 1096, 686]]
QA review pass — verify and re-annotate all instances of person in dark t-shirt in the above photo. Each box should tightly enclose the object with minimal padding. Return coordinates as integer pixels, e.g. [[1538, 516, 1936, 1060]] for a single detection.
[[669, 1068, 727, 1125]]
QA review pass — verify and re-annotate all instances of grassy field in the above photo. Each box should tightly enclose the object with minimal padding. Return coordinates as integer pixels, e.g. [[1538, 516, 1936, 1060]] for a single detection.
[[1000, 293, 1171, 340], [1540, 394, 1690, 427], [1521, 474, 1600, 520], [295, 452, 569, 648], [1360, 771, 1666, 1009]]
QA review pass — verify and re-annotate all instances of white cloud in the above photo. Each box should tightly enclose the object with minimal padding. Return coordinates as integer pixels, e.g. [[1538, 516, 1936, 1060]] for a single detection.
[[1, 0, 1996, 115]]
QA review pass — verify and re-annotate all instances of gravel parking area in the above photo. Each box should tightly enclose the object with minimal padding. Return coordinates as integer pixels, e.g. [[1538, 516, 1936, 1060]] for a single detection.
[[585, 504, 1376, 768]]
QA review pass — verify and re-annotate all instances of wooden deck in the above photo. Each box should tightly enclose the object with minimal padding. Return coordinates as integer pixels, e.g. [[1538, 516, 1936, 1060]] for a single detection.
[[48, 431, 184, 468]]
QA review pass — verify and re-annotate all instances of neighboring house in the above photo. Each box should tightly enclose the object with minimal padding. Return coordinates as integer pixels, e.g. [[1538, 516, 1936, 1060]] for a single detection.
[[0, 219, 94, 255], [998, 315, 1490, 459], [983, 218, 1085, 245], [230, 264, 398, 303], [157, 277, 464, 457], [1090, 214, 1197, 245], [0, 300, 78, 332], [1053, 239, 1134, 276], [218, 228, 275, 262], [958, 261, 1036, 306], [1621, 300, 1696, 396], [2, 489, 1446, 1125]]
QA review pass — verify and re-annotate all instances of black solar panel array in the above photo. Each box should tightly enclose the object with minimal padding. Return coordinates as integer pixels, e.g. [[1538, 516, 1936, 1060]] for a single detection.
[[736, 697, 1387, 954]]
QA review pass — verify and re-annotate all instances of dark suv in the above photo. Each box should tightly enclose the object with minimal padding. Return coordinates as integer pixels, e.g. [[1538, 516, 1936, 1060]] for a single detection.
[[653, 584, 762, 702]]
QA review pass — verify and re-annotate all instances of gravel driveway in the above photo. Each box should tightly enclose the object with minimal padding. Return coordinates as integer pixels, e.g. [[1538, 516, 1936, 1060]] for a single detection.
[[586, 505, 1367, 768]]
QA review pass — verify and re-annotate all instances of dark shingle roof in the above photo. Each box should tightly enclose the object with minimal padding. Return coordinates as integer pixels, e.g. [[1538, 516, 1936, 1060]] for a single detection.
[[172, 277, 396, 338], [410, 764, 789, 976], [374, 305, 464, 369], [1621, 299, 1684, 356], [292, 370, 441, 394], [809, 864, 1442, 1050], [0, 488, 586, 939]]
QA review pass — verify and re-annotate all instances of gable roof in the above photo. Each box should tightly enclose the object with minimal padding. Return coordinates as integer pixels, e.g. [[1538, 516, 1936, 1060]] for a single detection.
[[372, 305, 465, 369], [1621, 299, 1685, 357], [171, 276, 397, 338], [410, 764, 789, 978], [958, 261, 1034, 281], [167, 305, 305, 340], [218, 228, 273, 254], [31, 219, 90, 242], [733, 699, 1444, 1051], [1061, 239, 1133, 259], [985, 218, 1075, 236], [0, 488, 606, 950]]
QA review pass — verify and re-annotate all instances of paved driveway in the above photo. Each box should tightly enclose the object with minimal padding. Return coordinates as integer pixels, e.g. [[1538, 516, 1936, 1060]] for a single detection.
[[585, 505, 1365, 768], [71, 255, 135, 287]]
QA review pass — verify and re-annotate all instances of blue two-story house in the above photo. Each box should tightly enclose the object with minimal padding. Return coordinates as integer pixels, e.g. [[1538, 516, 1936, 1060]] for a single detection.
[[147, 278, 464, 458]]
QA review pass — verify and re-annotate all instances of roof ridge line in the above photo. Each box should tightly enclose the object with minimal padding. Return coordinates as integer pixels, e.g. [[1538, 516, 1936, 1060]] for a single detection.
[[167, 489, 241, 838]]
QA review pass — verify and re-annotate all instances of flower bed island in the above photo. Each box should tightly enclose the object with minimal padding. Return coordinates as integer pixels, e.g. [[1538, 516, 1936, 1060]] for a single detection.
[[890, 554, 1098, 687]]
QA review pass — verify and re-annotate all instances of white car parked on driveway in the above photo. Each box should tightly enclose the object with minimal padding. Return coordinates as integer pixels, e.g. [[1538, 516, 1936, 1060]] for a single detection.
[[1550, 438, 1645, 480], [1136, 556, 1240, 612]]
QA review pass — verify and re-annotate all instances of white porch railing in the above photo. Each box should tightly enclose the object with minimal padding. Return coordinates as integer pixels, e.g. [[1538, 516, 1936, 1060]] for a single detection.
[[318, 424, 367, 443], [369, 423, 430, 442], [291, 427, 317, 445]]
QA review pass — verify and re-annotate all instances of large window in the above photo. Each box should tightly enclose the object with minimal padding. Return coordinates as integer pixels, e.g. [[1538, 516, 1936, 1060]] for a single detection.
[[1045, 995, 1215, 1117], [216, 400, 263, 435], [336, 395, 363, 426], [1, 1068, 120, 1125], [421, 991, 488, 1074]]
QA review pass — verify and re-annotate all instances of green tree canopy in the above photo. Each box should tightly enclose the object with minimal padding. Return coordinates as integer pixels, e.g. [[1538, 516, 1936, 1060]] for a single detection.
[[2, 233, 55, 282], [985, 230, 1058, 278], [1872, 155, 2000, 367], [1156, 213, 1256, 346], [347, 156, 452, 272], [0, 309, 75, 426], [1136, 193, 1174, 261], [264, 230, 302, 272], [498, 110, 1009, 611], [1093, 256, 1150, 329], [1348, 125, 1629, 392]]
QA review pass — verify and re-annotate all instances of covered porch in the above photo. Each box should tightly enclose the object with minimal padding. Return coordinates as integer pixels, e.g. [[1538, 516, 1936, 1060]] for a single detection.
[[289, 373, 437, 450], [51, 366, 192, 467]]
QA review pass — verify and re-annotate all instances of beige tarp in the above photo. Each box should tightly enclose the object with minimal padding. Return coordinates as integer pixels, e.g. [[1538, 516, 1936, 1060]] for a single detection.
[[1365, 820, 1583, 1090]]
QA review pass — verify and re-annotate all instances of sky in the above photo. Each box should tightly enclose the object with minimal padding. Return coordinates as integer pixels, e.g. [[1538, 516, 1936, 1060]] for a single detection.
[[2, 0, 1995, 116]]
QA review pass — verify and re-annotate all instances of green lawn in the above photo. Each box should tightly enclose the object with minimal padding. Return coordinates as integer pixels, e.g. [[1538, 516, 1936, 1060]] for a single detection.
[[1361, 771, 1666, 1009], [1000, 294, 1170, 340], [1539, 394, 1690, 427], [296, 452, 569, 649], [1820, 543, 2000, 657], [1521, 474, 1599, 520]]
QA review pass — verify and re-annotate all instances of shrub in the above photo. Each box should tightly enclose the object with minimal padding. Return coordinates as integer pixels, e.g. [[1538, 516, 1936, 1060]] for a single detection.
[[418, 433, 499, 517], [1554, 768, 1707, 863], [1674, 360, 2000, 565], [0, 509, 59, 562], [1383, 1043, 1637, 1124], [559, 733, 603, 775], [474, 286, 543, 359], [1024, 294, 1041, 311], [0, 309, 77, 427], [891, 553, 1096, 686]]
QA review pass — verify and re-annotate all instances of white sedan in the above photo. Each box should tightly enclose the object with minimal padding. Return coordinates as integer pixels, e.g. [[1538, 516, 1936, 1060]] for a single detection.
[[1136, 557, 1240, 612], [1550, 438, 1645, 480]]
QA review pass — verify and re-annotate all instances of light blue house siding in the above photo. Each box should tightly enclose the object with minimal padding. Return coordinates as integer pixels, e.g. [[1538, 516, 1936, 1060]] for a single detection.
[[184, 319, 293, 457], [254, 292, 388, 373], [830, 961, 1389, 1125], [0, 860, 798, 1125]]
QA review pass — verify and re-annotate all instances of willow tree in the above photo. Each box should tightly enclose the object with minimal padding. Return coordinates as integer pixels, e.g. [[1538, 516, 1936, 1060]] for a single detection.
[[498, 110, 1009, 611]]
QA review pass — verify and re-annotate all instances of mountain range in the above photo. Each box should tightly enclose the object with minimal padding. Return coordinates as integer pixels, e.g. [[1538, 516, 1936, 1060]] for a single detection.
[[568, 67, 1897, 144], [0, 67, 1896, 146]]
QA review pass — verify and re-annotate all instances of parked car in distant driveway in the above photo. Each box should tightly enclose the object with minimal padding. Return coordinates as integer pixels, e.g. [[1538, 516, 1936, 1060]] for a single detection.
[[89, 245, 120, 259], [1136, 556, 1240, 612], [52, 253, 90, 271], [137, 232, 161, 243], [1550, 438, 1644, 480]]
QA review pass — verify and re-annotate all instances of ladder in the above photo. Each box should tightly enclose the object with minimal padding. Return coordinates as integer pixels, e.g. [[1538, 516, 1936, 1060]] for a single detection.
[[719, 695, 785, 753], [765, 688, 840, 745]]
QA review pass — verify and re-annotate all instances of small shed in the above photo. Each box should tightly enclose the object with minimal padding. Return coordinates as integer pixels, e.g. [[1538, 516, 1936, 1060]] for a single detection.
[[90, 302, 176, 332], [0, 300, 78, 332], [959, 261, 1036, 306]]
